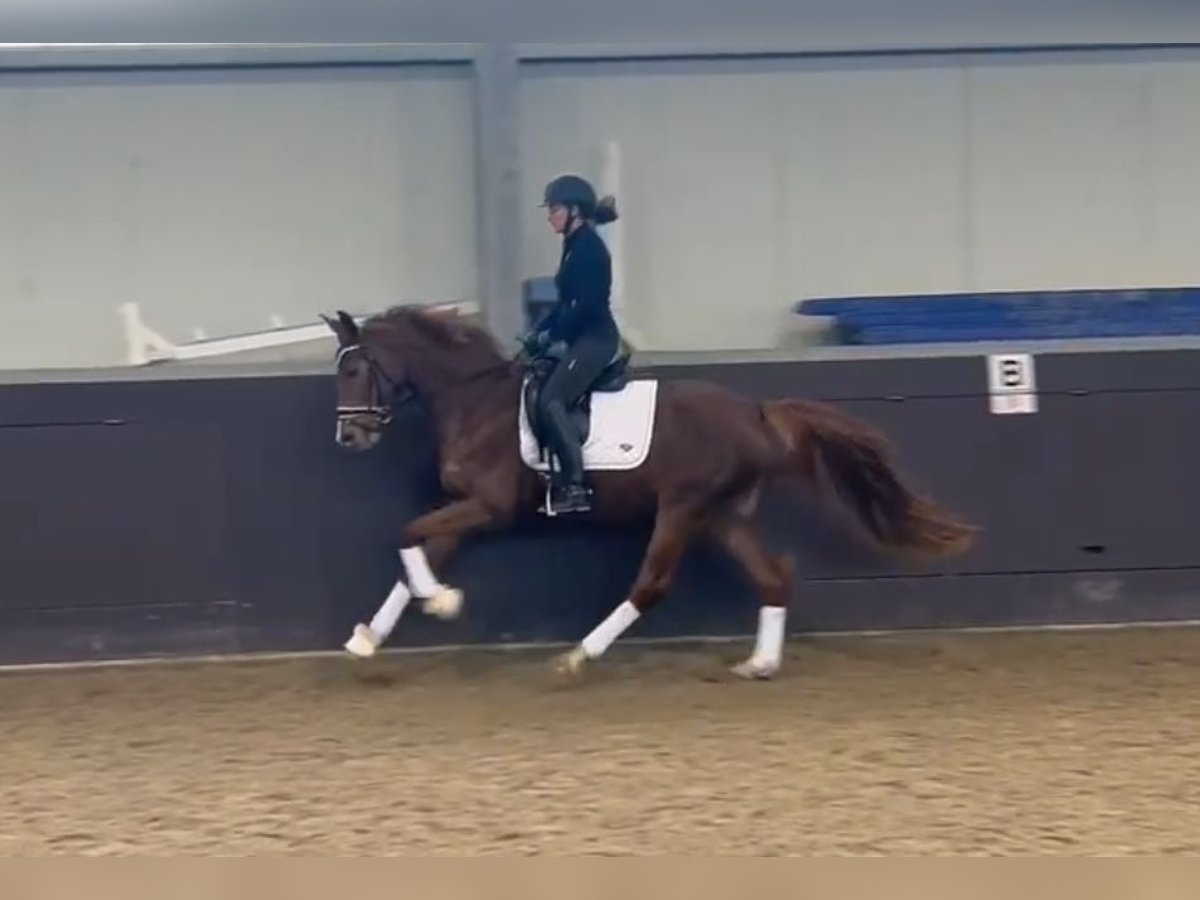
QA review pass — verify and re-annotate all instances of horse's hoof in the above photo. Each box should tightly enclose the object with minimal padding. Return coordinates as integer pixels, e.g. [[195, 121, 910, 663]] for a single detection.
[[553, 646, 587, 678], [344, 624, 379, 659], [423, 587, 463, 620], [730, 657, 778, 680]]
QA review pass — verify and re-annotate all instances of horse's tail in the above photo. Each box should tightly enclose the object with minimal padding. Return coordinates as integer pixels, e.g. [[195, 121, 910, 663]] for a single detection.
[[762, 398, 977, 559]]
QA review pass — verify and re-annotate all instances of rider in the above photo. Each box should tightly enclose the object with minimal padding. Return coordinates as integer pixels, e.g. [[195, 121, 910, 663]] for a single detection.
[[526, 173, 623, 516]]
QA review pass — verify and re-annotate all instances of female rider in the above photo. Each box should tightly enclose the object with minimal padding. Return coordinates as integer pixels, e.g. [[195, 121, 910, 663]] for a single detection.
[[526, 173, 622, 516]]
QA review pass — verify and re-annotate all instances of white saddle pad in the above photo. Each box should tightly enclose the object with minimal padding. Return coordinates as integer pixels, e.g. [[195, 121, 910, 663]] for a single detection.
[[519, 379, 659, 472]]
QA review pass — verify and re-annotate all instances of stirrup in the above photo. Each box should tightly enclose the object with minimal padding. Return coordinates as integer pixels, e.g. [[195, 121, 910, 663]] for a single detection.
[[541, 480, 592, 517], [554, 484, 593, 515]]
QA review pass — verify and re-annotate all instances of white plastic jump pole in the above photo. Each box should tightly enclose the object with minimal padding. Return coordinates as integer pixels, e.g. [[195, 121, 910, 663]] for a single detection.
[[119, 301, 476, 366], [119, 302, 349, 366], [119, 302, 177, 366]]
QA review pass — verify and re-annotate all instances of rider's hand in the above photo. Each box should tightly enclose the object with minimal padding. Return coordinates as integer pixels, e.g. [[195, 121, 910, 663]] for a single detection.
[[521, 330, 550, 356]]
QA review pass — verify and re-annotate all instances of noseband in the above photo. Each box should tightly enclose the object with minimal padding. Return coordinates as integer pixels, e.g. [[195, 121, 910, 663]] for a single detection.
[[335, 343, 411, 427]]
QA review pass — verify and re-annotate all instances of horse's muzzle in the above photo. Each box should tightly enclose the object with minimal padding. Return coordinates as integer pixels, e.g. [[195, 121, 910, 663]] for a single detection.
[[335, 408, 390, 451]]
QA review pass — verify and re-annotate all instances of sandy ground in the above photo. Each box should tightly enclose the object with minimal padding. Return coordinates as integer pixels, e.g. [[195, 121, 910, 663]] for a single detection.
[[3, 626, 1200, 856]]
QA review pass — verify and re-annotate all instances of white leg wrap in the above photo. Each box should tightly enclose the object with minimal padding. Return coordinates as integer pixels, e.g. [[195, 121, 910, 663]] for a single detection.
[[750, 605, 786, 669], [400, 546, 443, 598], [581, 600, 641, 659], [368, 579, 412, 642]]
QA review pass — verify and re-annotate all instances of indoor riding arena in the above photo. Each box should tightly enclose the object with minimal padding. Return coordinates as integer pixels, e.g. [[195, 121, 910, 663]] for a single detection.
[[4, 629, 1200, 855], [5, 29, 1200, 856]]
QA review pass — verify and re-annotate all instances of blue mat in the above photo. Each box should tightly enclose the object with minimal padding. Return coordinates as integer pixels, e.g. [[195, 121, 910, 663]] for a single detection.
[[793, 287, 1200, 344]]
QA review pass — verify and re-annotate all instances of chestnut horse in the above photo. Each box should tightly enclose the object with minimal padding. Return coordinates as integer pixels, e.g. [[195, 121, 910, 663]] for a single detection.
[[322, 305, 976, 679]]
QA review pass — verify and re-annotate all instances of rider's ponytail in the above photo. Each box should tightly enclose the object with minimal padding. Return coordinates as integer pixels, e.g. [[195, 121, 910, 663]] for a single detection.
[[592, 195, 619, 225]]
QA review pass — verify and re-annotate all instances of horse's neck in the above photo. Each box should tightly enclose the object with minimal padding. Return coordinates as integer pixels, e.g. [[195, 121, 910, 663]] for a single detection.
[[410, 354, 519, 440], [375, 323, 516, 443]]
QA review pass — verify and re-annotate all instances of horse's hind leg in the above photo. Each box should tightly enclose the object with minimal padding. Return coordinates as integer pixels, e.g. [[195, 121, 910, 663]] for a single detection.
[[344, 497, 495, 658], [556, 502, 700, 677], [706, 515, 793, 680]]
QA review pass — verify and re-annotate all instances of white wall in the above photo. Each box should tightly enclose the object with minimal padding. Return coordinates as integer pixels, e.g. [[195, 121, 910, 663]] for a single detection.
[[6, 0, 1198, 47], [520, 51, 1200, 352], [0, 66, 477, 369], [9, 48, 1200, 367]]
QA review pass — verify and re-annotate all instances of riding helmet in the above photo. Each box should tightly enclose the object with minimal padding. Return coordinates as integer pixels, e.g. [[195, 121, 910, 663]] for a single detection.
[[541, 174, 598, 215]]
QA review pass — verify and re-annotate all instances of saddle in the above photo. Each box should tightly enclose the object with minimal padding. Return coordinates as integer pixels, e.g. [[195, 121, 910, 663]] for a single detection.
[[522, 348, 632, 461]]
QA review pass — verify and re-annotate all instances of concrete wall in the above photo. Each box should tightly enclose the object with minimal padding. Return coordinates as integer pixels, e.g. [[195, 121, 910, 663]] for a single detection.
[[9, 42, 1200, 368], [0, 65, 477, 369], [520, 50, 1200, 351]]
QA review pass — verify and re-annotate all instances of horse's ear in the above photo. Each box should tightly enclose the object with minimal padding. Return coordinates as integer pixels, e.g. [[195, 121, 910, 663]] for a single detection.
[[320, 312, 346, 346], [336, 310, 360, 344]]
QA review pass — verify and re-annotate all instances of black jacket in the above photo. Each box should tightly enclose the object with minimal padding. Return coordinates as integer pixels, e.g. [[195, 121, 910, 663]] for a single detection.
[[537, 224, 616, 345]]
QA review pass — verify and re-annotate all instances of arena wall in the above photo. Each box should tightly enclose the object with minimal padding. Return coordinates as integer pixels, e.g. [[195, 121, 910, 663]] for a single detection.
[[3, 344, 1198, 666]]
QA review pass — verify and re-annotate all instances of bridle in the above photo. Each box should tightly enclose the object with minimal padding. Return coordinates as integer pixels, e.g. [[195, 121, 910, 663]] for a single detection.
[[334, 342, 411, 433], [334, 335, 526, 441]]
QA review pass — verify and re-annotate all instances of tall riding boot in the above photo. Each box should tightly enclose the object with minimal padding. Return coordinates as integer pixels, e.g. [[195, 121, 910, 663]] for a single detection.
[[543, 401, 593, 515]]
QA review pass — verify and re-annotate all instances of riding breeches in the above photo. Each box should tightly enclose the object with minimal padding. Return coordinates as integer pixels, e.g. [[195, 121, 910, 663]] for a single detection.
[[539, 324, 620, 415], [536, 323, 620, 481]]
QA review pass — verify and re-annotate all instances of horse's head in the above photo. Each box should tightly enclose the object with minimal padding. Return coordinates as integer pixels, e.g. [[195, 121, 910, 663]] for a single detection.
[[321, 309, 406, 452], [321, 304, 508, 452]]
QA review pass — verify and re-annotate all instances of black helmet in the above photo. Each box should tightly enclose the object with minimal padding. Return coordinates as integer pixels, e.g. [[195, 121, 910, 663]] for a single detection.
[[541, 174, 597, 213]]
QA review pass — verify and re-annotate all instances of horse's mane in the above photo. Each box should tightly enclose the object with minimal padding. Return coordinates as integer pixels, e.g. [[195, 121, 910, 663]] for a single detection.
[[363, 303, 507, 374]]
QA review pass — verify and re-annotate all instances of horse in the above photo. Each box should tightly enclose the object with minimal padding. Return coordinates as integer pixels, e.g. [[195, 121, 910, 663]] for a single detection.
[[321, 304, 977, 679]]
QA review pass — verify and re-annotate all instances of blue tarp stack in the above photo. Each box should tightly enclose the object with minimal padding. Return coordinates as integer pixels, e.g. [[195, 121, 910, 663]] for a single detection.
[[793, 286, 1200, 344]]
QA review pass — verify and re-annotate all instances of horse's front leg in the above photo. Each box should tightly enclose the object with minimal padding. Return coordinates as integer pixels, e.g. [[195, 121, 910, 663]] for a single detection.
[[344, 497, 497, 658]]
